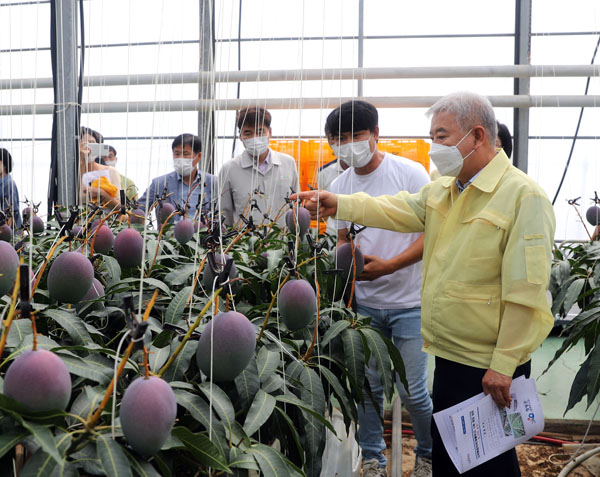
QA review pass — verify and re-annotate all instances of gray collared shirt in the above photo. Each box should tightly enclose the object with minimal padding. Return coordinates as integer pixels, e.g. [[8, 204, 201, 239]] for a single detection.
[[218, 149, 299, 226]]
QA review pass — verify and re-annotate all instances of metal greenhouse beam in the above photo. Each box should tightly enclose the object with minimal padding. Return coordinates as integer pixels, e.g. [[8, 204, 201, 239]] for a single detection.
[[3, 95, 600, 116], [3, 65, 600, 90]]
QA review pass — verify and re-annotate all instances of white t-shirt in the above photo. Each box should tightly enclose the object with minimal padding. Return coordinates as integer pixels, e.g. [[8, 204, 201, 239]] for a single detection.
[[329, 153, 430, 309]]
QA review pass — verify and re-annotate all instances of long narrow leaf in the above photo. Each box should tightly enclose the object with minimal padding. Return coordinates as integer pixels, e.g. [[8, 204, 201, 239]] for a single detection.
[[171, 427, 231, 472], [361, 328, 394, 402], [96, 434, 133, 477], [235, 357, 260, 410], [341, 328, 365, 397], [320, 320, 350, 348], [243, 389, 276, 436]]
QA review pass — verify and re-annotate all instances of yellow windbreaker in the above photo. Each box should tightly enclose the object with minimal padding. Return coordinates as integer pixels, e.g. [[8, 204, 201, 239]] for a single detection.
[[336, 150, 556, 376]]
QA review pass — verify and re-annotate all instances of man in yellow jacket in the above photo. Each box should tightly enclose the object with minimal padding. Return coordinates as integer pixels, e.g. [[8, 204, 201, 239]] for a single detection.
[[293, 91, 555, 476]]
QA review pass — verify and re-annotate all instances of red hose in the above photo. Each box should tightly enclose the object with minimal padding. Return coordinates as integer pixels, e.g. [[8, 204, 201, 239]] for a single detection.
[[384, 430, 576, 446]]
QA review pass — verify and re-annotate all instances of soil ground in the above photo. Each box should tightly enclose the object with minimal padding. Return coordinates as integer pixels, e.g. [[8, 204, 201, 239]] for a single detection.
[[389, 436, 598, 477]]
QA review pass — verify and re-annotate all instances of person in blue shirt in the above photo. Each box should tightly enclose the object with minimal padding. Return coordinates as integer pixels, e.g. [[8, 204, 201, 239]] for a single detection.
[[0, 148, 22, 228], [139, 134, 216, 224]]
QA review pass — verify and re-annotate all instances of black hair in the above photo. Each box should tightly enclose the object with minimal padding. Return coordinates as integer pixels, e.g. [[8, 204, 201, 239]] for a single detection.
[[108, 145, 117, 156], [236, 107, 272, 130], [0, 148, 12, 173], [324, 100, 378, 138], [496, 121, 513, 158], [80, 126, 104, 144], [172, 133, 202, 154]]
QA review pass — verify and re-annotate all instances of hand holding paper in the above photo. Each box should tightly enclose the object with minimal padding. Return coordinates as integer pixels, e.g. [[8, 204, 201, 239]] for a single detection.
[[433, 377, 544, 474]]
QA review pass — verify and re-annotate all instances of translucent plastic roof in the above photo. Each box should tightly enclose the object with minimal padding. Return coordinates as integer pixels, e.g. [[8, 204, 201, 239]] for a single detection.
[[0, 0, 599, 240]]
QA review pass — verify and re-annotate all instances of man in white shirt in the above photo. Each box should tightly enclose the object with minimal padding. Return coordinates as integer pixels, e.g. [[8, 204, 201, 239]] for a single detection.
[[218, 107, 299, 228], [327, 101, 433, 477]]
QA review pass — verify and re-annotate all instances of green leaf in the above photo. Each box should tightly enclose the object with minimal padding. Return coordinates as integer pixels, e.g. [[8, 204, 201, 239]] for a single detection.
[[0, 394, 67, 425], [21, 421, 62, 465], [198, 383, 235, 435], [171, 427, 231, 472], [249, 444, 292, 477], [165, 264, 197, 286], [127, 453, 162, 477], [320, 319, 350, 348], [586, 334, 600, 408], [6, 319, 33, 348], [273, 406, 305, 467], [6, 335, 60, 360], [59, 354, 112, 384], [275, 395, 335, 434], [101, 256, 121, 287], [297, 366, 326, 476], [341, 327, 365, 396], [119, 277, 171, 297], [382, 333, 408, 392], [50, 461, 78, 477], [173, 389, 227, 456], [173, 389, 223, 434], [149, 345, 170, 373], [229, 447, 259, 471], [243, 389, 276, 436], [318, 364, 357, 426], [565, 356, 590, 415], [96, 433, 133, 477], [234, 357, 260, 409], [162, 339, 197, 382], [68, 386, 104, 427], [262, 374, 285, 394], [361, 328, 394, 402], [551, 275, 578, 316], [0, 430, 27, 459], [43, 309, 92, 345], [165, 286, 193, 324], [19, 432, 72, 477], [563, 278, 586, 316], [19, 449, 58, 477], [70, 443, 103, 475], [256, 347, 280, 382]]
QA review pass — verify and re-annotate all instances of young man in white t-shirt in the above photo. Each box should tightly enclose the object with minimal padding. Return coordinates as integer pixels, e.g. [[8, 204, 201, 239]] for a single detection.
[[327, 101, 433, 477]]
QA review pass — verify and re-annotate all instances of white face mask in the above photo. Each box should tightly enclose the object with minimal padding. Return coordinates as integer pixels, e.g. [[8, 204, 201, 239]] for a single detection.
[[428, 129, 474, 177], [173, 158, 196, 177], [104, 160, 116, 167], [243, 136, 269, 157], [331, 136, 375, 169]]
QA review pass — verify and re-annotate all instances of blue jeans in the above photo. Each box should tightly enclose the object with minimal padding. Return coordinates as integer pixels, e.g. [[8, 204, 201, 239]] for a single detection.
[[356, 304, 433, 467]]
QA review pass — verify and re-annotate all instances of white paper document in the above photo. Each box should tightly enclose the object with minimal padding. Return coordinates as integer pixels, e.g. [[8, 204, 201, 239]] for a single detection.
[[433, 377, 544, 474]]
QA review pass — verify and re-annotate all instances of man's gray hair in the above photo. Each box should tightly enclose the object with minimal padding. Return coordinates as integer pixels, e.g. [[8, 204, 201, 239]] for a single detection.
[[426, 92, 498, 147]]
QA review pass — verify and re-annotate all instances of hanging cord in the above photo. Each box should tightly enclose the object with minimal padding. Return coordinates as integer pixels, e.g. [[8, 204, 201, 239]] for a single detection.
[[551, 34, 600, 205], [230, 0, 242, 158]]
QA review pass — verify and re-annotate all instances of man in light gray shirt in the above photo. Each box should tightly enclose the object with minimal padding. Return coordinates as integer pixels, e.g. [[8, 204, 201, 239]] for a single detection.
[[218, 107, 299, 227]]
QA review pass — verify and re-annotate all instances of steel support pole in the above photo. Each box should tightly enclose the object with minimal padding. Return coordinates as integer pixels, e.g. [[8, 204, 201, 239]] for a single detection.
[[198, 0, 215, 173], [513, 0, 532, 172], [357, 0, 364, 97], [53, 0, 79, 208]]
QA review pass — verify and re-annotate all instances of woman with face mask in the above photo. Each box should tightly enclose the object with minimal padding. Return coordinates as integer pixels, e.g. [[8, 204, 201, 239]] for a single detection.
[[79, 128, 122, 211]]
